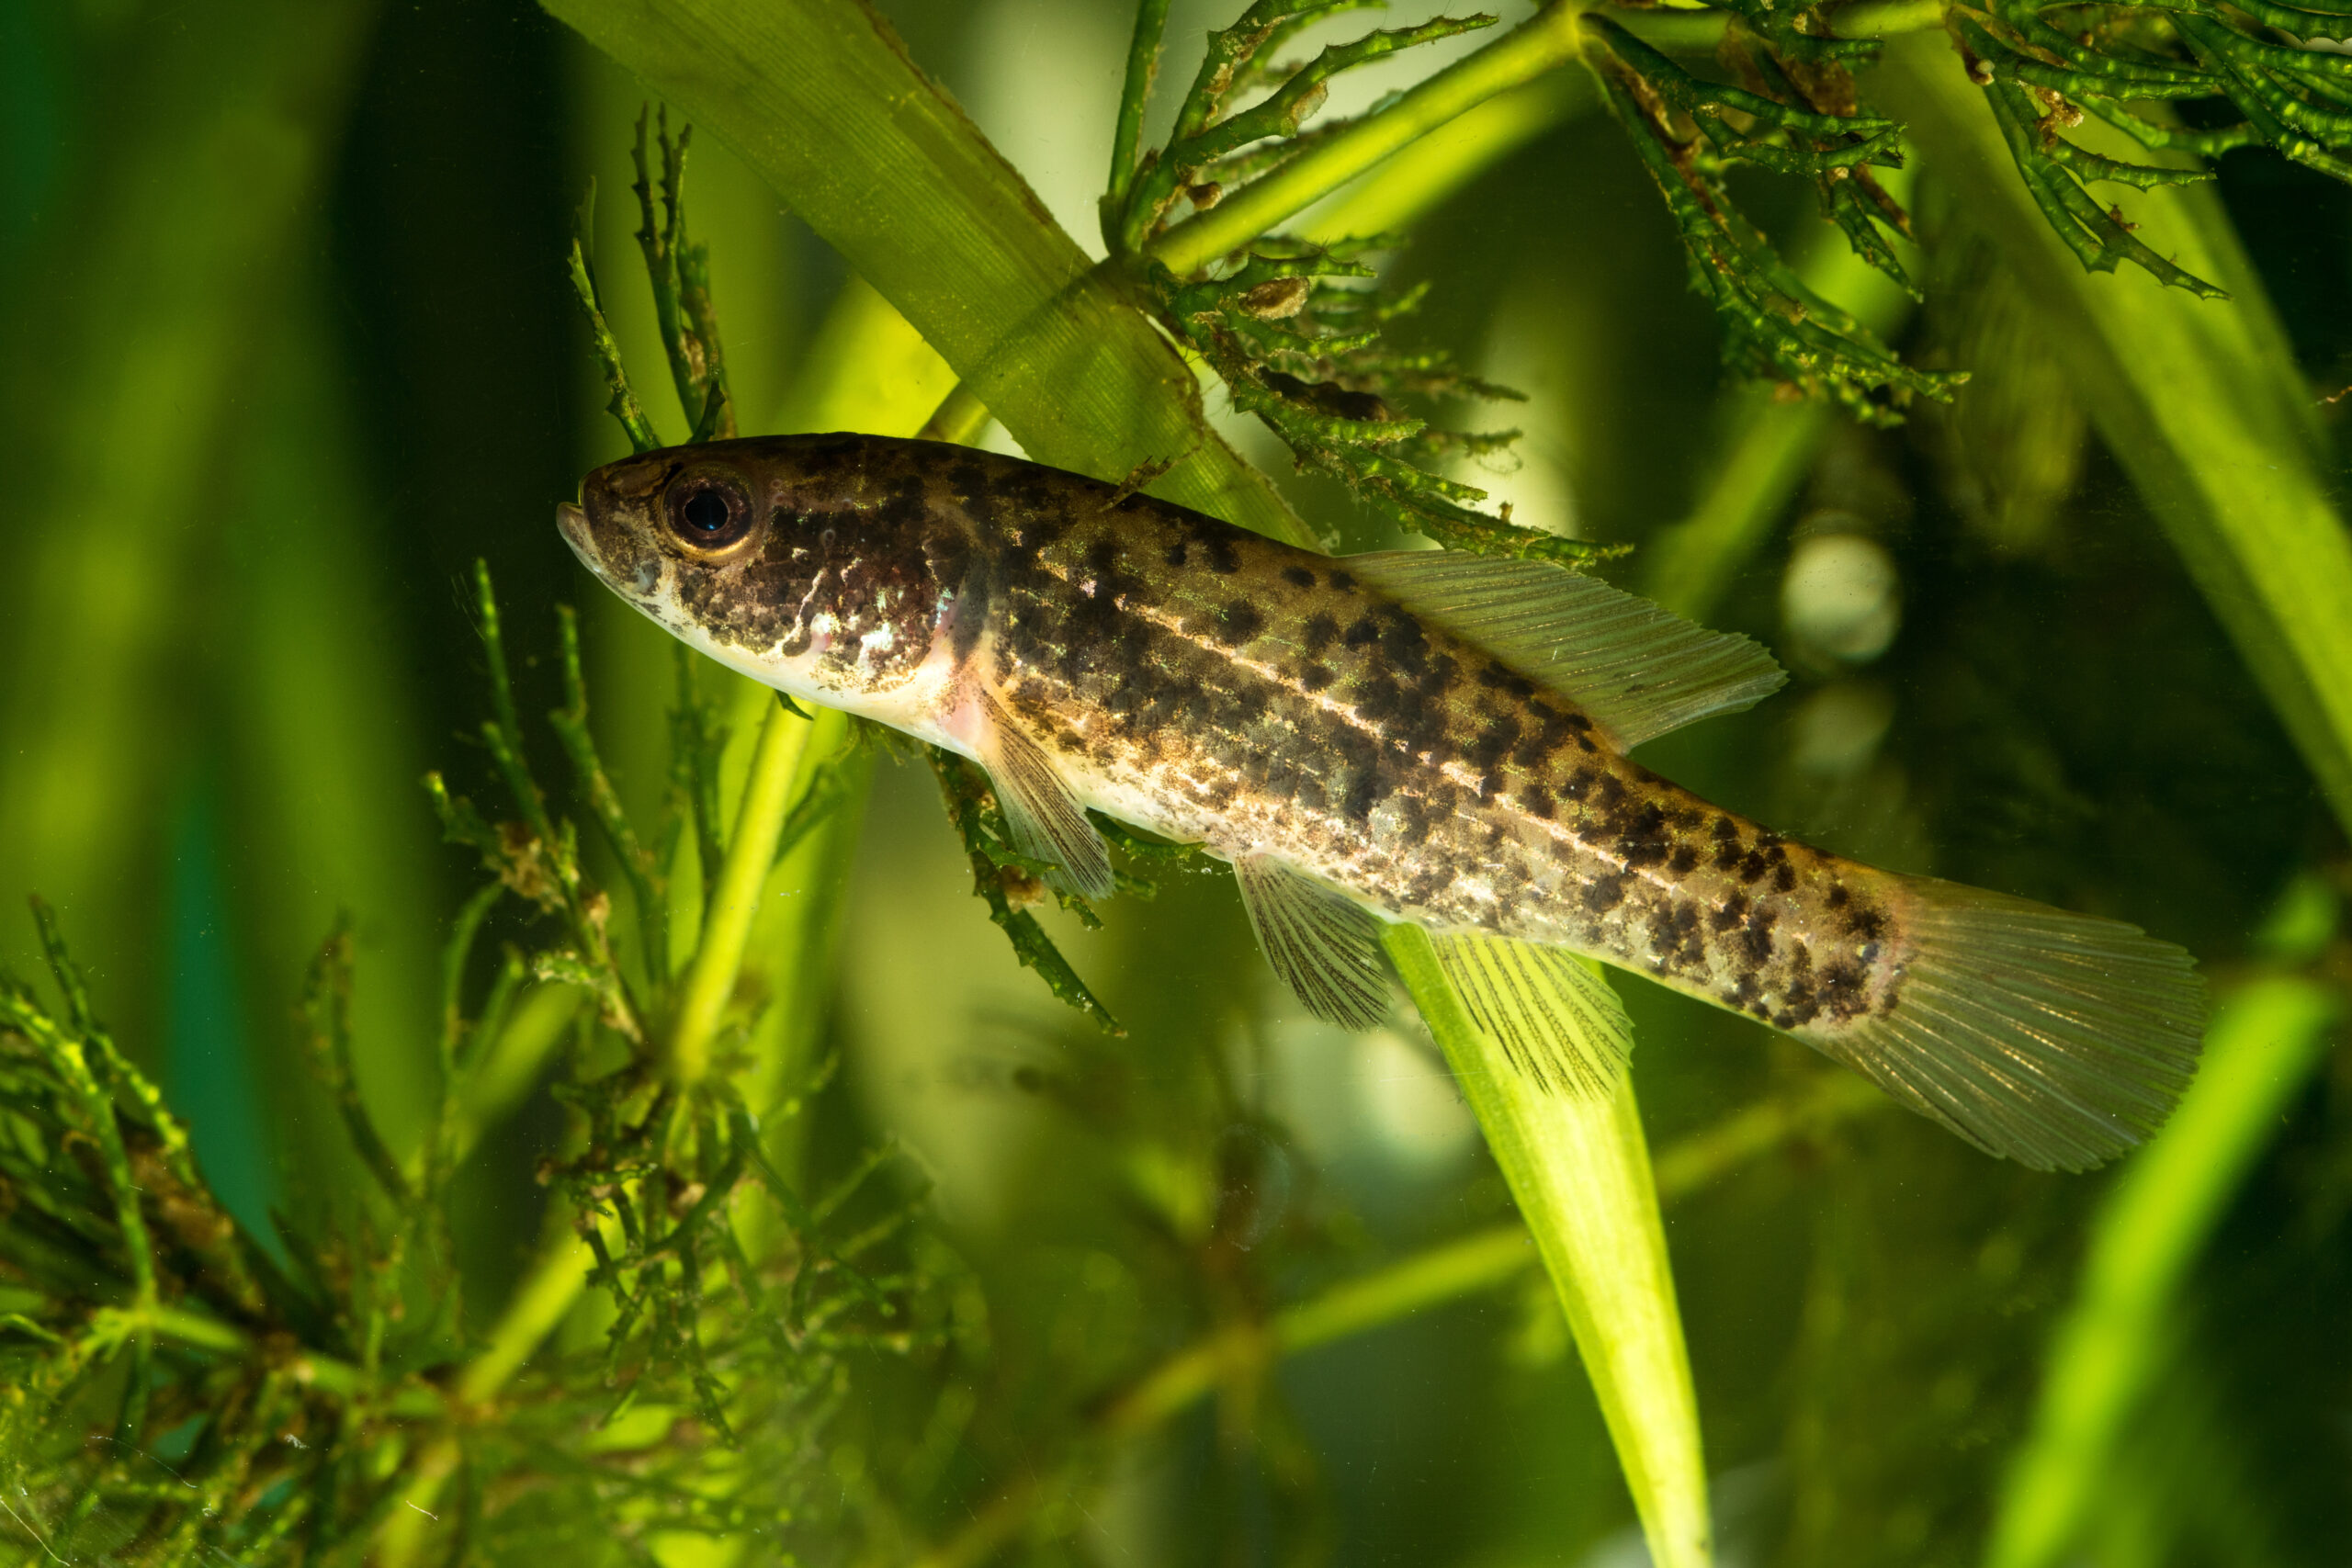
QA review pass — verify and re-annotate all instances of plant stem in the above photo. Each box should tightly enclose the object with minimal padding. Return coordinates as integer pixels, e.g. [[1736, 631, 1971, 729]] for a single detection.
[[913, 1065, 1886, 1568], [462, 1228, 602, 1403], [1100, 1226, 1538, 1437], [1107, 0, 1173, 213], [447, 982, 585, 1167], [1146, 3, 1589, 277], [1986, 977, 2340, 1568], [1829, 0, 1947, 38], [376, 1223, 601, 1568], [670, 700, 812, 1084], [919, 382, 994, 446], [1385, 924, 1712, 1568], [1299, 71, 1592, 243]]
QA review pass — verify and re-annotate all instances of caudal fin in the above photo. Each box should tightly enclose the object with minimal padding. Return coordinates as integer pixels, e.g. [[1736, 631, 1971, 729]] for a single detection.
[[1809, 877, 2206, 1172]]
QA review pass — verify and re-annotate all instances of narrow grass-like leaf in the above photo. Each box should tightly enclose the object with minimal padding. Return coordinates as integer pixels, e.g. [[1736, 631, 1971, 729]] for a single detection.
[[1385, 925, 1712, 1568]]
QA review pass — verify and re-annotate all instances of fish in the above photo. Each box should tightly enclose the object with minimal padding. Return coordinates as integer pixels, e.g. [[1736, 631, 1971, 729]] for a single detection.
[[559, 433, 2206, 1172]]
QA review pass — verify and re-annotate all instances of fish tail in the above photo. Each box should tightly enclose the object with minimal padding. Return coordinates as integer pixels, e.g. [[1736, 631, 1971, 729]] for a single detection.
[[1802, 874, 2207, 1171]]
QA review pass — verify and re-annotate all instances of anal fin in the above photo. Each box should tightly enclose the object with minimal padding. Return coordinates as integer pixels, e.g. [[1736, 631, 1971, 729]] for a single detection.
[[1429, 932, 1634, 1098], [976, 692, 1114, 901], [1235, 858, 1391, 1030]]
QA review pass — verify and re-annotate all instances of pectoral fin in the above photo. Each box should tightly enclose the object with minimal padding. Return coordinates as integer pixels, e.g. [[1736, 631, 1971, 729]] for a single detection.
[[1234, 858, 1391, 1030], [1429, 932, 1634, 1097], [1340, 550, 1785, 750], [976, 693, 1114, 901]]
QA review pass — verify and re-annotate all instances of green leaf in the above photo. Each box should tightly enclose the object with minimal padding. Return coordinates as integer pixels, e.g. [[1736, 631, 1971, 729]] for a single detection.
[[1385, 925, 1713, 1568], [540, 0, 1315, 549], [1986, 974, 2340, 1568]]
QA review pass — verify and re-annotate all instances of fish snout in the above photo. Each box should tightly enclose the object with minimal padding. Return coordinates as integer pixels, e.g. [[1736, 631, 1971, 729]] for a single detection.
[[557, 502, 593, 559]]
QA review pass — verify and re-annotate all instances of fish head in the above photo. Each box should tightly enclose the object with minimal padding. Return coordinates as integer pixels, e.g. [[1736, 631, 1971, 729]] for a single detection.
[[560, 435, 971, 705]]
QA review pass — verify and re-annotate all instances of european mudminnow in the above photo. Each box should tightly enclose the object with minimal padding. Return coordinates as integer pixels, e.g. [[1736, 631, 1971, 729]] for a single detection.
[[559, 434, 2205, 1171]]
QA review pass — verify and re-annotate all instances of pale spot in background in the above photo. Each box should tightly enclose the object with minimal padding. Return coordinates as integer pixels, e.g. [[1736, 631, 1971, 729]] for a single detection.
[[1781, 532, 1901, 663], [1270, 1013, 1476, 1176], [1788, 681, 1895, 780], [1461, 265, 1589, 540], [965, 0, 1130, 258], [1352, 1025, 1478, 1169]]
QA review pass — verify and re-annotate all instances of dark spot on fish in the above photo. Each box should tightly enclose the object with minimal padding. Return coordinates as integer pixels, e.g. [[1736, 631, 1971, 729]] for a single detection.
[[1468, 716, 1521, 796], [1845, 905, 1887, 942], [1282, 565, 1317, 589], [1342, 615, 1383, 649], [1712, 817, 1739, 841], [1668, 844, 1699, 874], [1328, 569, 1356, 591], [1301, 612, 1341, 656], [1513, 701, 1581, 768], [1582, 873, 1629, 914], [1826, 884, 1850, 908], [1478, 660, 1538, 699], [1405, 862, 1452, 908], [1738, 851, 1770, 884], [1710, 891, 1748, 931], [1165, 541, 1189, 568], [1593, 773, 1627, 812], [1818, 958, 1868, 1021], [878, 474, 927, 527], [1773, 861, 1797, 893], [1739, 907, 1776, 965], [1620, 803, 1670, 868], [1299, 661, 1336, 692], [1649, 900, 1705, 967], [1561, 768, 1595, 802], [1216, 599, 1264, 646], [1202, 535, 1241, 574], [1522, 784, 1555, 820]]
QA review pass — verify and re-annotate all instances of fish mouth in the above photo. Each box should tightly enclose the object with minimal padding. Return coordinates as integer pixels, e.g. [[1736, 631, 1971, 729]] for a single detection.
[[557, 502, 593, 560]]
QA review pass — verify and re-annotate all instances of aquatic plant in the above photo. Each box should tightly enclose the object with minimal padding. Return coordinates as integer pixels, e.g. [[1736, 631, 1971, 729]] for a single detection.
[[2, 2, 2349, 1564]]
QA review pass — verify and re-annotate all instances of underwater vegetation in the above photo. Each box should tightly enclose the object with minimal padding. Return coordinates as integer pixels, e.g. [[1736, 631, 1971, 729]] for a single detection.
[[2, 1, 2350, 1564]]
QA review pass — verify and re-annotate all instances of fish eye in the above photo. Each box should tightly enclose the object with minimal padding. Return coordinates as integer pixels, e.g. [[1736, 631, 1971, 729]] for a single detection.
[[664, 472, 754, 550]]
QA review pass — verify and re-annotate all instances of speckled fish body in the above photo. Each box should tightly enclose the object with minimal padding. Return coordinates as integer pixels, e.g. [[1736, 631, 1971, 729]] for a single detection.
[[561, 434, 2206, 1172]]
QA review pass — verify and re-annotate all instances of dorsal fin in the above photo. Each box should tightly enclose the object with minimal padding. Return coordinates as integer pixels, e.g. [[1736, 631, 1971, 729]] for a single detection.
[[1340, 550, 1786, 750]]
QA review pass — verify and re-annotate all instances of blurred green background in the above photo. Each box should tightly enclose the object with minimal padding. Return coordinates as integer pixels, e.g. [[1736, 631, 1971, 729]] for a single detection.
[[5, 0, 2350, 1562]]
